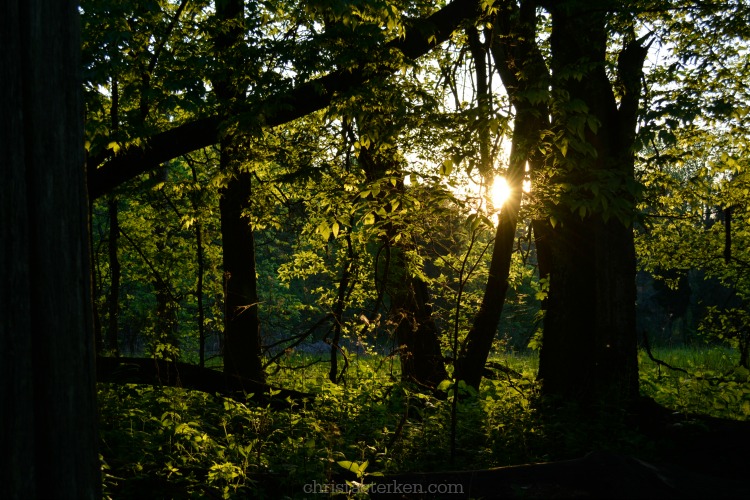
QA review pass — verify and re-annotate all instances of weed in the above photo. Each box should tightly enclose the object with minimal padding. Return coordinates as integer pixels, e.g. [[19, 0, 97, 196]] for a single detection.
[[99, 346, 750, 498]]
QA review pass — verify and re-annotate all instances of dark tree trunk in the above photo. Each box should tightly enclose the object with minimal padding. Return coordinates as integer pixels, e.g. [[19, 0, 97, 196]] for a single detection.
[[214, 0, 266, 382], [1, 1, 100, 497], [153, 280, 179, 353], [196, 219, 206, 367], [536, 2, 647, 406], [539, 217, 639, 405], [149, 167, 180, 354], [358, 139, 448, 387], [92, 202, 105, 353], [329, 233, 355, 383], [219, 167, 266, 382], [394, 276, 448, 387]]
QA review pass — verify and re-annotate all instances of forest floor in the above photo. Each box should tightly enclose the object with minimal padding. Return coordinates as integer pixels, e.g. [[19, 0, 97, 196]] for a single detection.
[[365, 400, 750, 499], [99, 349, 750, 498]]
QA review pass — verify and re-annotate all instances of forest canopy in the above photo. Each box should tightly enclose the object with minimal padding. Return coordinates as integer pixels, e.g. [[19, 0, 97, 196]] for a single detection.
[[83, 0, 750, 388], [77, 0, 750, 495]]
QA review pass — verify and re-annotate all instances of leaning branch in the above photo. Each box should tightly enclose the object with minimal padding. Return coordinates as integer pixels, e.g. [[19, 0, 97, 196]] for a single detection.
[[88, 0, 483, 199], [97, 356, 312, 406], [641, 330, 690, 376]]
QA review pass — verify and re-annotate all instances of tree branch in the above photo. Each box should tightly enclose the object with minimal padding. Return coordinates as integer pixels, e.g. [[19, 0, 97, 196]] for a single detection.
[[97, 356, 311, 406], [88, 0, 483, 199]]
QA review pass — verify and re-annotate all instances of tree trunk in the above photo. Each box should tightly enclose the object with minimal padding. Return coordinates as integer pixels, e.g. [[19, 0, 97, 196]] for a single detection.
[[149, 167, 180, 355], [188, 163, 207, 368], [536, 1, 646, 406], [394, 275, 449, 388], [455, 2, 549, 389], [329, 233, 355, 383], [358, 140, 448, 387], [214, 0, 266, 382], [219, 168, 266, 382], [104, 75, 120, 356], [1, 1, 100, 497]]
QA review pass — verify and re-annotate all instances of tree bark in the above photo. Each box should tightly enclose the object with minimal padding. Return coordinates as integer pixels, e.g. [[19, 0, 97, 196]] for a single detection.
[[188, 162, 208, 368], [536, 2, 646, 406], [219, 170, 265, 382], [214, 0, 266, 383], [329, 234, 355, 383], [0, 1, 100, 498], [358, 137, 448, 388], [394, 276, 449, 387], [151, 168, 180, 355]]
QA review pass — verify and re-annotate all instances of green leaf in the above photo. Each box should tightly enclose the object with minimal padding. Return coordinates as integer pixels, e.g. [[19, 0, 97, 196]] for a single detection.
[[440, 159, 454, 176], [337, 460, 360, 475], [318, 221, 330, 241], [437, 379, 454, 392]]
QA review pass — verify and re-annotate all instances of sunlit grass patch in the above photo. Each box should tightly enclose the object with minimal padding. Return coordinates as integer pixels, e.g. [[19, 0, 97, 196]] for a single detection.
[[98, 346, 750, 498], [639, 346, 750, 420]]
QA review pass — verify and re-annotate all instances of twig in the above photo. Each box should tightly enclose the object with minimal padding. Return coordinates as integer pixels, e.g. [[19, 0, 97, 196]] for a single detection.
[[642, 330, 690, 376]]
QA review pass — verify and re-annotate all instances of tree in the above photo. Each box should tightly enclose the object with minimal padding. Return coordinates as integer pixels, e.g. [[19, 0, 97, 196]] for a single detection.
[[455, 0, 550, 390], [213, 0, 266, 382], [1, 0, 99, 497], [354, 92, 449, 387], [533, 1, 648, 406], [85, 0, 484, 200]]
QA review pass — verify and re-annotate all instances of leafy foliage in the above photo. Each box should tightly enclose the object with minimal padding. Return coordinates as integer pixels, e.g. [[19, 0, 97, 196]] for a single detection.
[[99, 347, 750, 498], [82, 0, 750, 496]]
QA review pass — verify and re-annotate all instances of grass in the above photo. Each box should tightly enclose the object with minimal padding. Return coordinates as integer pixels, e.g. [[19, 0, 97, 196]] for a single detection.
[[98, 345, 750, 499], [639, 345, 750, 420]]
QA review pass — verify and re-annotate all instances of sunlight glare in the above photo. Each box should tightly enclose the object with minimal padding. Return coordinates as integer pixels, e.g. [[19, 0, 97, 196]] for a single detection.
[[490, 175, 511, 209]]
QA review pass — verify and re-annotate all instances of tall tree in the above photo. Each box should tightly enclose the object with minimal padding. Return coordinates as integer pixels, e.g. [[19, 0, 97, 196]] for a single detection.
[[535, 0, 649, 406], [456, 0, 550, 389], [214, 0, 266, 382], [356, 106, 449, 387], [1, 0, 99, 497], [106, 195, 122, 355]]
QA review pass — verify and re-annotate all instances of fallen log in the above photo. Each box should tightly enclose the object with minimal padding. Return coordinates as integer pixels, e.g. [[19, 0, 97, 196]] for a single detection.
[[96, 356, 312, 406], [366, 451, 748, 499]]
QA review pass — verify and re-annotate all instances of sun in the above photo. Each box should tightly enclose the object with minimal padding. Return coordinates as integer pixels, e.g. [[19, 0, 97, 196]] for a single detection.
[[490, 175, 511, 209]]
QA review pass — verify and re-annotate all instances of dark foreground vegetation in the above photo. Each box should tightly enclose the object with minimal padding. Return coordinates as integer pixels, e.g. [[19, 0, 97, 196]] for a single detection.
[[98, 347, 750, 498]]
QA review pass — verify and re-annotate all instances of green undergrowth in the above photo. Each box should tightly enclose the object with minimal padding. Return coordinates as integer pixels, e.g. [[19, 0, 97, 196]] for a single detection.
[[99, 347, 750, 498], [639, 345, 750, 420]]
